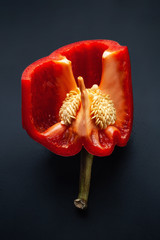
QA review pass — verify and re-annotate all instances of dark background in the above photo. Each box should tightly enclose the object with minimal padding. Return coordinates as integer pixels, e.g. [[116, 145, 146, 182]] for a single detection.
[[1, 0, 160, 239]]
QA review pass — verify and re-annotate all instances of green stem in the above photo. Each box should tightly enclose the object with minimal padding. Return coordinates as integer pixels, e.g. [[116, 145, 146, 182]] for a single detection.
[[74, 148, 94, 210]]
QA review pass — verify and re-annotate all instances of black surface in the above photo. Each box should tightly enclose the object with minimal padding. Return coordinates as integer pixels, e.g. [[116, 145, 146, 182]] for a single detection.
[[1, 0, 160, 239]]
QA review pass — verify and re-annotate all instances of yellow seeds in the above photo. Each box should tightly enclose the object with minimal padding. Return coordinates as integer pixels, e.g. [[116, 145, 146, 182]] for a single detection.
[[90, 89, 116, 129], [59, 88, 81, 125], [59, 84, 116, 129]]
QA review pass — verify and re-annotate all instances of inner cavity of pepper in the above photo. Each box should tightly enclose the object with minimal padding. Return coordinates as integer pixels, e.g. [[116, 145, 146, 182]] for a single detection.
[[59, 76, 116, 130], [30, 43, 120, 133]]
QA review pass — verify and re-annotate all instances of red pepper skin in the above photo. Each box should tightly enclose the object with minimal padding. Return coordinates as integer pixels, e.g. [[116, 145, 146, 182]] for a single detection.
[[22, 40, 133, 156]]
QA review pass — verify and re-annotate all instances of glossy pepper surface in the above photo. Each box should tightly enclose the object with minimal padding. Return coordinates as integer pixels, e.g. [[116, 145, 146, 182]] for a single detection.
[[22, 40, 133, 157]]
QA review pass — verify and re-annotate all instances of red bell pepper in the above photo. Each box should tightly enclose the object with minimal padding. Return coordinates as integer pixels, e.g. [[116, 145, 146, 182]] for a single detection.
[[22, 40, 133, 209]]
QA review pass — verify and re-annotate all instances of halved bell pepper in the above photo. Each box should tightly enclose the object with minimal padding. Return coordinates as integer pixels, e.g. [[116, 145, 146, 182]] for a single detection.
[[22, 40, 133, 209]]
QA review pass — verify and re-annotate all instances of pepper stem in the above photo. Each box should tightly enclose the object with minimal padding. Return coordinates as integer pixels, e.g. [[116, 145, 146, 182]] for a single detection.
[[74, 148, 94, 210]]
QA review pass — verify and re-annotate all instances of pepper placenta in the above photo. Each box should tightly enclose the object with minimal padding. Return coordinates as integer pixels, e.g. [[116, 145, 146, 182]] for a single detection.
[[22, 40, 133, 209]]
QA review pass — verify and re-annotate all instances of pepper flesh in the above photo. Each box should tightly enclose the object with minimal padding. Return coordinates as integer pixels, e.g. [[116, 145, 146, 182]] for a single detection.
[[22, 40, 133, 157]]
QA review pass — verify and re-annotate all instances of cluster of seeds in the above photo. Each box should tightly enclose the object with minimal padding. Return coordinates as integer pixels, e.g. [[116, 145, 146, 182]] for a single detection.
[[90, 88, 116, 129], [59, 88, 81, 125], [59, 86, 116, 129]]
